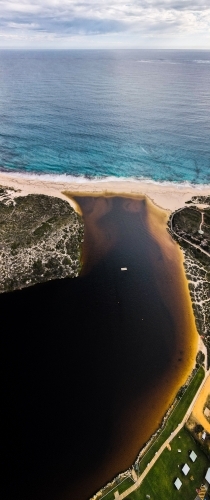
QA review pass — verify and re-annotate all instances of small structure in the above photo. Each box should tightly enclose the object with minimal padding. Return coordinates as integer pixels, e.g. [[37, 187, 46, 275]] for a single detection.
[[174, 478, 182, 490], [202, 431, 207, 441], [177, 449, 181, 453], [182, 464, 190, 476], [204, 407, 210, 418], [189, 451, 197, 463], [205, 468, 210, 485]]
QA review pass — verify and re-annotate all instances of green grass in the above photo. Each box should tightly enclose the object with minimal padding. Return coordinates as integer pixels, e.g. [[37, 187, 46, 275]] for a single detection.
[[129, 427, 210, 500], [100, 368, 205, 500], [101, 478, 134, 500], [139, 367, 205, 473]]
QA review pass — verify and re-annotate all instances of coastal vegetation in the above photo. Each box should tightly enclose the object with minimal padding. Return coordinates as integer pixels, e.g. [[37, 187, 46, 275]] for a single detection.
[[0, 186, 84, 292], [186, 416, 210, 461], [168, 197, 210, 366], [1, 187, 206, 500]]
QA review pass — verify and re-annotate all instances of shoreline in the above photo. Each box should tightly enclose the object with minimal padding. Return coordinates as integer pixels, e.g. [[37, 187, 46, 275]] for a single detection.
[[0, 171, 205, 500], [0, 171, 210, 212]]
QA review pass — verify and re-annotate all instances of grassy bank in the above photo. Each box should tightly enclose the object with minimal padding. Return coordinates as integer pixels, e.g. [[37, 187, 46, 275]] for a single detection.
[[130, 427, 209, 500], [101, 367, 205, 500], [138, 367, 205, 473], [101, 478, 135, 500]]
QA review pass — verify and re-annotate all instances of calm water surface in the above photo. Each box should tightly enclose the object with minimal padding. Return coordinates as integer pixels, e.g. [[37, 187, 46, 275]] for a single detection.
[[1, 195, 197, 500]]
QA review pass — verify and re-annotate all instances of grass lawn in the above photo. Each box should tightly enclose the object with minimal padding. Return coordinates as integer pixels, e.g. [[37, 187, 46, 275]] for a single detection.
[[139, 367, 205, 473], [100, 367, 205, 500], [129, 427, 210, 500], [101, 478, 135, 500]]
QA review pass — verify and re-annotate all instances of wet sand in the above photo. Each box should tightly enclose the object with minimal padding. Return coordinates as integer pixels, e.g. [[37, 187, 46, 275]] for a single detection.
[[0, 171, 210, 211], [0, 174, 200, 500]]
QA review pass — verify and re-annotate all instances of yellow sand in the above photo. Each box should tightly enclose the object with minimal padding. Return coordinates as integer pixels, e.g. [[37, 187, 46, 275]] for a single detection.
[[0, 171, 203, 500], [192, 375, 210, 432], [0, 171, 210, 212]]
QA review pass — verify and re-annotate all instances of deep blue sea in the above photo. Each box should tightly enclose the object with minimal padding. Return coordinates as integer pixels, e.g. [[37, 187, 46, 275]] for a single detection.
[[0, 49, 210, 184]]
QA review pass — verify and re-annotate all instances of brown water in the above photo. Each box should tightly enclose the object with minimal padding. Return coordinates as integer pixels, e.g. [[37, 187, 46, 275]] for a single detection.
[[1, 194, 198, 500], [58, 194, 197, 500]]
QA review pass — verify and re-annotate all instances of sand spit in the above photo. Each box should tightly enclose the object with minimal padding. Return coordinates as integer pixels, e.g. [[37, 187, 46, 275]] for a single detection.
[[0, 172, 210, 212]]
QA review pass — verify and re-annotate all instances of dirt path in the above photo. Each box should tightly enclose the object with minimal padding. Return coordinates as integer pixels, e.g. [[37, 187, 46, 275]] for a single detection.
[[116, 370, 210, 499], [191, 375, 210, 432], [170, 209, 210, 258]]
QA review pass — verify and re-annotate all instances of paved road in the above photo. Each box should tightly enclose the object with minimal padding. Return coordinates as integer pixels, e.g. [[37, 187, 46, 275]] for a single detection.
[[116, 369, 210, 499]]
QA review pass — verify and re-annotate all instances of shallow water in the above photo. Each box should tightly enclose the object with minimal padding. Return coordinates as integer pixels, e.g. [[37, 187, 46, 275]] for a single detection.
[[1, 195, 197, 500], [0, 49, 210, 183]]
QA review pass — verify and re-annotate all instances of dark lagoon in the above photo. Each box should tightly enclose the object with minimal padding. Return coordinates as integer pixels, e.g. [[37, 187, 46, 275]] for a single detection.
[[1, 194, 197, 500]]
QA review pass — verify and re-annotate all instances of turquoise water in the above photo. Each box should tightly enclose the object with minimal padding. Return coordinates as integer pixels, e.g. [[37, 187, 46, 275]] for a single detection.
[[0, 49, 210, 184]]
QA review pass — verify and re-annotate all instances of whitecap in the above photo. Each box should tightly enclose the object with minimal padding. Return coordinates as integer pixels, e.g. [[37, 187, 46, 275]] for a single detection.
[[1, 170, 209, 190], [193, 60, 210, 64]]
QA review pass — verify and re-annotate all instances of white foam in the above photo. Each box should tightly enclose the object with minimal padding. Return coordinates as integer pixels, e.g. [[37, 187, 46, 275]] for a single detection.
[[194, 60, 210, 64], [1, 170, 209, 190], [137, 60, 181, 65]]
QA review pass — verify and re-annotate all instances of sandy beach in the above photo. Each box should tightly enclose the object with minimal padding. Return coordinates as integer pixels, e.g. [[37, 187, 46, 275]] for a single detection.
[[0, 172, 209, 212], [1, 169, 206, 500]]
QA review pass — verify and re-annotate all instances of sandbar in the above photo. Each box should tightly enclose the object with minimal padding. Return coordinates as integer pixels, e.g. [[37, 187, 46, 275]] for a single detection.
[[0, 172, 209, 212], [0, 170, 205, 500]]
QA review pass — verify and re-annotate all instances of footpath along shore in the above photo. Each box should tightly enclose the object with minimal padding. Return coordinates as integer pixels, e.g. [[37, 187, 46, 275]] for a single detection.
[[1, 171, 209, 500], [115, 369, 210, 500]]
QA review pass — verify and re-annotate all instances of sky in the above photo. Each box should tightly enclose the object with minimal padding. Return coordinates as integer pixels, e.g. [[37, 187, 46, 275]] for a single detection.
[[0, 0, 210, 49]]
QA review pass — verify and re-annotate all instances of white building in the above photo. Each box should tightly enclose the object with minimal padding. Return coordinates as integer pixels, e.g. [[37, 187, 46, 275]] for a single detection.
[[205, 468, 210, 485], [189, 451, 197, 462], [174, 478, 182, 490], [182, 464, 190, 476], [204, 407, 210, 418]]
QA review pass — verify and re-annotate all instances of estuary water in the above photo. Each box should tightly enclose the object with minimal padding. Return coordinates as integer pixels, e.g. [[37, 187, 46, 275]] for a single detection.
[[0, 49, 210, 185], [0, 49, 206, 499], [1, 195, 197, 500]]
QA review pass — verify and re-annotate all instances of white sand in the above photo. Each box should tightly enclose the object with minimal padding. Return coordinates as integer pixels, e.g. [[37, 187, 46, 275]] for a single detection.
[[0, 172, 209, 212]]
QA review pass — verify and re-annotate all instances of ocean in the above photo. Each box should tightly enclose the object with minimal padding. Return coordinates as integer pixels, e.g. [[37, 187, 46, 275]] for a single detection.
[[0, 49, 210, 184], [0, 49, 208, 500]]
